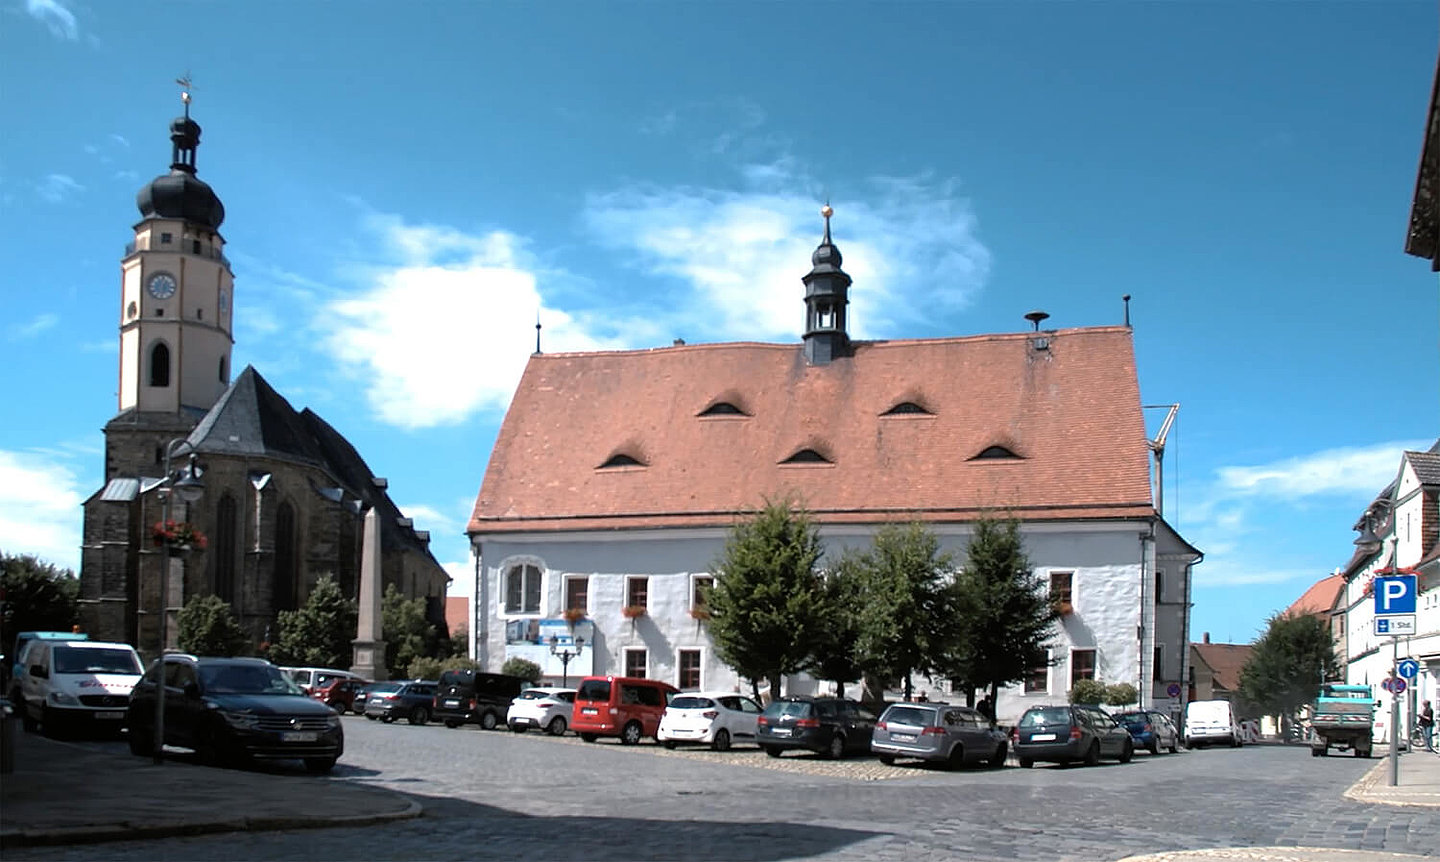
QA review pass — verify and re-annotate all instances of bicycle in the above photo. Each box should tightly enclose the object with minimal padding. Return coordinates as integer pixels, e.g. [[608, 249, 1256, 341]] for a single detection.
[[1411, 721, 1435, 751]]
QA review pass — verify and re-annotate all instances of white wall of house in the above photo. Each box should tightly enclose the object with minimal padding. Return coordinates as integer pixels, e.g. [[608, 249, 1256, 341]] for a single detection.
[[471, 518, 1189, 724]]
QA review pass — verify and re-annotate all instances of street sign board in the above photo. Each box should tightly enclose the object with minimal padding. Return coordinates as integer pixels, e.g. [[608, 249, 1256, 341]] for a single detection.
[[1166, 682, 1181, 698], [1381, 677, 1408, 694], [1398, 659, 1420, 679], [1376, 616, 1417, 636], [1374, 575, 1418, 615]]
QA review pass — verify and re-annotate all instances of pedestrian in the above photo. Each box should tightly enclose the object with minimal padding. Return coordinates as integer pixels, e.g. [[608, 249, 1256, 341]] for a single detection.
[[1421, 700, 1435, 751], [916, 690, 929, 703], [977, 695, 994, 724]]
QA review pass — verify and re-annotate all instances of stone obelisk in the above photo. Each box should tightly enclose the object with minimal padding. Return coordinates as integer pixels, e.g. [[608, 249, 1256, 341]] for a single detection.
[[351, 506, 386, 680]]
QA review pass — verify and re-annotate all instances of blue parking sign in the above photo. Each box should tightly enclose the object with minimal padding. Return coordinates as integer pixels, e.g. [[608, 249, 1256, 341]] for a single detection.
[[1374, 575, 1418, 615]]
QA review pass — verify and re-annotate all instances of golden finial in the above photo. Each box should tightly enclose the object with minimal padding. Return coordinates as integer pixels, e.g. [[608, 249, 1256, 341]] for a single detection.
[[821, 204, 833, 219]]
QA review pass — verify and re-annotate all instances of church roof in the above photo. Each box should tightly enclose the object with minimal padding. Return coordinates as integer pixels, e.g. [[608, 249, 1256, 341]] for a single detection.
[[469, 325, 1156, 535]]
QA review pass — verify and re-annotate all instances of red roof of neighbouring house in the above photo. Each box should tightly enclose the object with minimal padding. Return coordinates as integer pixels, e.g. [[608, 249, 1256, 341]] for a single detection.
[[445, 596, 468, 636], [469, 326, 1156, 535], [1190, 642, 1253, 693], [1287, 574, 1346, 618]]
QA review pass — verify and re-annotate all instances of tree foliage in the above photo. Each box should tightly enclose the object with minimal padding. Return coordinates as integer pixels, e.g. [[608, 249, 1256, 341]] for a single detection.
[[1, 553, 80, 651], [1105, 682, 1138, 706], [268, 575, 357, 669], [176, 594, 252, 657], [1069, 678, 1107, 705], [809, 561, 864, 696], [1238, 611, 1339, 724], [846, 523, 958, 700], [943, 515, 1060, 707], [382, 584, 447, 678], [501, 657, 543, 684], [707, 498, 826, 699]]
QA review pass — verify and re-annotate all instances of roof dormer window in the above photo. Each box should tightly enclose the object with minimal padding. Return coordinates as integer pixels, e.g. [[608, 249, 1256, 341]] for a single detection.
[[781, 448, 832, 465], [598, 453, 646, 469], [882, 401, 932, 416], [698, 401, 748, 417], [970, 445, 1021, 460]]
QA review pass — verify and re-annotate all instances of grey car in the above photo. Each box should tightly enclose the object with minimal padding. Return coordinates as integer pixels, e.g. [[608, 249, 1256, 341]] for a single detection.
[[871, 702, 1008, 768], [1012, 704, 1134, 768]]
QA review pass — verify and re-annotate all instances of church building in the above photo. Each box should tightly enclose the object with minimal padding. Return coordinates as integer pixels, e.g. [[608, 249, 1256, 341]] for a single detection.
[[467, 207, 1202, 724], [79, 96, 449, 657]]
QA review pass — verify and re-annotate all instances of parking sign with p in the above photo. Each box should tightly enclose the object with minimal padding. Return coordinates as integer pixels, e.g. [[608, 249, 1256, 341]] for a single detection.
[[1373, 574, 1418, 615]]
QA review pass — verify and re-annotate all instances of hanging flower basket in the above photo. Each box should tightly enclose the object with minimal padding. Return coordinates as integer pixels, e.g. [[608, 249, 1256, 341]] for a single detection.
[[688, 607, 712, 621], [152, 519, 207, 551], [562, 607, 586, 625], [622, 604, 648, 619]]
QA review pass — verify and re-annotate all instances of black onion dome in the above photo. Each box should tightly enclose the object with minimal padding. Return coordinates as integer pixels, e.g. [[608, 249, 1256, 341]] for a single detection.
[[811, 240, 843, 268], [135, 115, 225, 229], [136, 171, 225, 229]]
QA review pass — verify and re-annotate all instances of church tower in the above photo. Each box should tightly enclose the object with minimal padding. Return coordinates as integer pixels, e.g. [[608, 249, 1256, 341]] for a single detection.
[[802, 205, 852, 365], [106, 86, 234, 480]]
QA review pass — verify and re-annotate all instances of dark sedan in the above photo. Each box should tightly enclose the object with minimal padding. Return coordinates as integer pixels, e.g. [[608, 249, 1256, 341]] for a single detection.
[[363, 680, 438, 725], [1012, 704, 1133, 768], [125, 655, 343, 773], [755, 696, 877, 759]]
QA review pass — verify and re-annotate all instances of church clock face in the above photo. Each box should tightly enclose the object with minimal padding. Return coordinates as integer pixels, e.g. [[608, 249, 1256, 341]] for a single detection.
[[146, 271, 177, 300]]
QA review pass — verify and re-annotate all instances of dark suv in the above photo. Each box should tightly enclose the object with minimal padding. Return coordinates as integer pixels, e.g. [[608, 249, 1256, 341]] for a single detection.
[[756, 696, 877, 759], [363, 680, 438, 724], [125, 655, 343, 772], [1011, 704, 1134, 768], [433, 669, 528, 729]]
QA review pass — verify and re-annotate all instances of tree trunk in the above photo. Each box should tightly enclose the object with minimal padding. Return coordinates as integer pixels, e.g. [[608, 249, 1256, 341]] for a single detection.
[[766, 671, 783, 704]]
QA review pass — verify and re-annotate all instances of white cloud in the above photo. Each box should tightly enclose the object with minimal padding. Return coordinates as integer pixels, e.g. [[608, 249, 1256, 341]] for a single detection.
[[444, 559, 473, 597], [317, 212, 629, 430], [583, 164, 990, 341], [1215, 442, 1426, 498], [36, 173, 82, 203], [0, 450, 85, 572], [109, 133, 129, 148], [26, 0, 77, 40], [9, 313, 58, 340]]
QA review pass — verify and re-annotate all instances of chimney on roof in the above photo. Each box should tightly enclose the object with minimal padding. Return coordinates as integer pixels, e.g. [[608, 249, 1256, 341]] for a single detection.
[[673, 338, 685, 346], [1203, 632, 1211, 644]]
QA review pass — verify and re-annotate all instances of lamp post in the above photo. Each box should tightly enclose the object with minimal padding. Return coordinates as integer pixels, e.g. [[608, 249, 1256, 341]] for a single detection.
[[548, 634, 585, 688], [151, 438, 204, 765]]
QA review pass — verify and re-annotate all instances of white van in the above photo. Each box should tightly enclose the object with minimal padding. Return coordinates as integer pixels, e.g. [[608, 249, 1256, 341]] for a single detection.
[[1184, 699, 1244, 748], [17, 639, 144, 737]]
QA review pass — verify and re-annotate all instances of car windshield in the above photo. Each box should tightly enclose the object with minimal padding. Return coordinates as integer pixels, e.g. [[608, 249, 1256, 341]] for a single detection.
[[53, 646, 142, 675], [200, 664, 303, 695], [1020, 707, 1072, 727], [882, 706, 935, 726], [670, 696, 715, 709], [765, 700, 812, 718]]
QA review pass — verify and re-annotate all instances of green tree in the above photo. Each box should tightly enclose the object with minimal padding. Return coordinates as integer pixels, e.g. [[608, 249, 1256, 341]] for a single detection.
[[707, 498, 827, 700], [943, 515, 1061, 709], [1238, 611, 1340, 736], [1069, 678, 1107, 705], [1105, 682, 1138, 707], [848, 522, 958, 701], [176, 594, 252, 657], [809, 560, 864, 697], [382, 584, 444, 678], [501, 657, 542, 684], [407, 656, 443, 680], [269, 575, 357, 669], [1, 553, 80, 651]]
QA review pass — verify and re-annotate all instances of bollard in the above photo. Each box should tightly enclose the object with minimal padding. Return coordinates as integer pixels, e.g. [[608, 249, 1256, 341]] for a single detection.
[[0, 706, 15, 774]]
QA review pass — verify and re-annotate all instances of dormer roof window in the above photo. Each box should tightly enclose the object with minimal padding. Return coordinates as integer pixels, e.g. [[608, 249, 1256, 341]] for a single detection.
[[781, 448, 832, 465], [698, 401, 748, 417], [598, 453, 646, 469], [970, 445, 1021, 461], [882, 401, 932, 416]]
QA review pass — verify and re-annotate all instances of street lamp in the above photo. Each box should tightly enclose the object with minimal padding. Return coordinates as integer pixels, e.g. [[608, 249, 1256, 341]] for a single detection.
[[152, 437, 204, 765], [548, 634, 585, 687], [1354, 512, 1382, 555]]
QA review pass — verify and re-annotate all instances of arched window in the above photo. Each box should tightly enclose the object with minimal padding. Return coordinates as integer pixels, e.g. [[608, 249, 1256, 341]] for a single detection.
[[273, 501, 298, 612], [149, 342, 170, 387], [212, 494, 238, 604], [504, 564, 542, 614], [218, 356, 228, 384]]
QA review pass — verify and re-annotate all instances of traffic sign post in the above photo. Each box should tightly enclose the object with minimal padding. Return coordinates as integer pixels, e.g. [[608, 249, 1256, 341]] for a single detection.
[[1398, 659, 1420, 680], [1375, 616, 1417, 636]]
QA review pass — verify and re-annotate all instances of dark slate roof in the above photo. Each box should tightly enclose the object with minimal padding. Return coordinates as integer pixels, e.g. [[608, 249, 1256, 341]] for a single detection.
[[1406, 446, 1440, 486], [1407, 52, 1440, 267]]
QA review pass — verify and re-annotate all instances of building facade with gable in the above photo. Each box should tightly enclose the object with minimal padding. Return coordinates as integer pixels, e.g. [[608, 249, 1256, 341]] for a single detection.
[[466, 210, 1201, 723], [78, 101, 449, 658]]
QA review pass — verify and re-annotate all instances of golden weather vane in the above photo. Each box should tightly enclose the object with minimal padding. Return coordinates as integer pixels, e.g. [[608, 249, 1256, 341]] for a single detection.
[[176, 72, 195, 113]]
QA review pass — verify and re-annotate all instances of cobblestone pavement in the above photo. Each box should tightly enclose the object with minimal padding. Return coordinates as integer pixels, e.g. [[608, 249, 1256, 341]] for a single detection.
[[12, 715, 1437, 862]]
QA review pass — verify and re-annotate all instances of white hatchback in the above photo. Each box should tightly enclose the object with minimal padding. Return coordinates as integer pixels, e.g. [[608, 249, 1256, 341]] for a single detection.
[[657, 691, 763, 751], [506, 687, 577, 736]]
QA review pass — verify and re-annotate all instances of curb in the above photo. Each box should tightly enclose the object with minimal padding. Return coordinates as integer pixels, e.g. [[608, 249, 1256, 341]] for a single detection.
[[0, 795, 423, 849], [1342, 754, 1440, 809]]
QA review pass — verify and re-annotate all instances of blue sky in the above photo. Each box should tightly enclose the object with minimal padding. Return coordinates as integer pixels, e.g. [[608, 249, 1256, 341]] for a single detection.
[[2, 1, 1437, 646]]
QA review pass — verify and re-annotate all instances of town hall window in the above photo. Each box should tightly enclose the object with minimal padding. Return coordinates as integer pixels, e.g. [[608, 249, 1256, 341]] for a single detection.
[[504, 564, 542, 615], [564, 576, 588, 613], [626, 576, 649, 610], [1024, 650, 1049, 693], [1049, 571, 1073, 611], [1070, 649, 1096, 687]]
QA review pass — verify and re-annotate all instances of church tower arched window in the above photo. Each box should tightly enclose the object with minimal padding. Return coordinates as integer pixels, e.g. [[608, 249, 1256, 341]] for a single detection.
[[273, 501, 298, 612], [149, 342, 170, 387]]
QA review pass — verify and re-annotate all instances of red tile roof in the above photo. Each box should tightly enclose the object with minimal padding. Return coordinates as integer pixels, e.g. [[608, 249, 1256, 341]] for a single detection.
[[1287, 574, 1345, 618], [1190, 642, 1253, 693], [445, 596, 468, 636], [469, 326, 1156, 534]]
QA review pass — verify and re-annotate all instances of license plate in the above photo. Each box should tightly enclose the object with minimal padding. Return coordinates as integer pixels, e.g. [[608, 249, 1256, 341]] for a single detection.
[[892, 733, 916, 742], [444, 699, 459, 708], [582, 708, 597, 715], [96, 711, 125, 720], [771, 728, 791, 737], [282, 731, 319, 743], [1031, 733, 1057, 742]]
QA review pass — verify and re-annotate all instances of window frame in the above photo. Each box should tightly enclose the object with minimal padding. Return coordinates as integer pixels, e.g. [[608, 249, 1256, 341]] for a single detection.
[[690, 575, 714, 613], [677, 648, 702, 690], [563, 575, 589, 614], [625, 576, 649, 610], [1024, 650, 1049, 694], [1049, 571, 1074, 612], [502, 562, 543, 616], [1070, 648, 1097, 688], [623, 648, 648, 679]]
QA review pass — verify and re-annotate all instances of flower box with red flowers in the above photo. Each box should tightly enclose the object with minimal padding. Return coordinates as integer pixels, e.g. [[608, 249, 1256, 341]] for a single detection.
[[621, 604, 648, 619], [152, 519, 207, 551]]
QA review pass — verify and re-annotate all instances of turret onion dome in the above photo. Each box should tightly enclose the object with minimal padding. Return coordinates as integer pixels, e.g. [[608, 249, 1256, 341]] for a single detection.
[[135, 114, 225, 230]]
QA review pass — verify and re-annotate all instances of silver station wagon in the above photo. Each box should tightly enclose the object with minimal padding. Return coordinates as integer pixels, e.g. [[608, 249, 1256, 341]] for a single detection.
[[871, 702, 1009, 768]]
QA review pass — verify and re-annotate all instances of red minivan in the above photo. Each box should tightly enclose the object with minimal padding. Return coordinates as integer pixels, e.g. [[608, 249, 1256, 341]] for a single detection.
[[571, 676, 679, 745]]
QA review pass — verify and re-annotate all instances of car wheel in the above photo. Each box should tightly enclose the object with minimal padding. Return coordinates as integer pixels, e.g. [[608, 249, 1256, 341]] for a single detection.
[[196, 723, 229, 768], [1355, 747, 1370, 758], [367, 715, 379, 721], [410, 706, 429, 726], [1084, 742, 1101, 767], [712, 729, 731, 752], [987, 743, 1007, 769], [878, 754, 896, 766], [510, 723, 527, 733], [826, 734, 846, 760], [581, 733, 598, 743], [128, 723, 150, 756], [20, 704, 37, 734], [480, 711, 498, 731], [304, 756, 338, 773], [946, 745, 966, 770], [1311, 747, 1322, 757], [547, 716, 567, 737], [620, 721, 643, 746], [1148, 738, 1159, 755], [1168, 740, 1179, 754], [41, 705, 64, 739], [1119, 740, 1134, 764], [1018, 757, 1033, 769], [351, 703, 365, 716], [763, 745, 782, 758], [382, 715, 395, 724], [663, 740, 677, 750], [444, 720, 458, 729]]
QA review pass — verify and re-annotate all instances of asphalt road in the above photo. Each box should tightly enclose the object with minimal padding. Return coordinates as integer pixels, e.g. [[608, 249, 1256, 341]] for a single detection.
[[18, 714, 1438, 861]]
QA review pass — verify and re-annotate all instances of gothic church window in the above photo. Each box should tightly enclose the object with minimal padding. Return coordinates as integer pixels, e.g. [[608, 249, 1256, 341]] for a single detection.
[[149, 342, 170, 387], [273, 501, 298, 612], [212, 494, 238, 604]]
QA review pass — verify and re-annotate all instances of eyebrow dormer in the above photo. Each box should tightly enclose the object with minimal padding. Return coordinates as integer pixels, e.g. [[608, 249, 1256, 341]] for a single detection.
[[969, 445, 1021, 461], [698, 401, 749, 417], [881, 401, 932, 416], [597, 453, 646, 469], [781, 448, 832, 465]]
